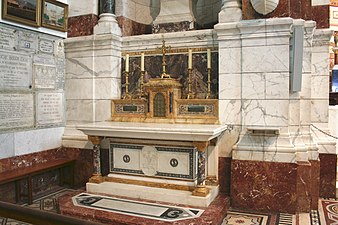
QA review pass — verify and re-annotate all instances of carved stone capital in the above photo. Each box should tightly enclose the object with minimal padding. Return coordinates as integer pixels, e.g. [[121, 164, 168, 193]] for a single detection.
[[193, 141, 209, 152], [205, 175, 219, 186], [88, 136, 102, 145]]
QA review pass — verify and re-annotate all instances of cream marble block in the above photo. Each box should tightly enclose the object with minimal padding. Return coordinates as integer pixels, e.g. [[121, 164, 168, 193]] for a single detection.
[[0, 133, 14, 159], [232, 149, 297, 163], [65, 78, 94, 100], [218, 48, 241, 74], [311, 99, 329, 123], [93, 57, 121, 79], [207, 145, 218, 177], [218, 100, 241, 125], [242, 100, 289, 127], [66, 100, 95, 122], [311, 0, 329, 6], [86, 182, 219, 207], [66, 57, 95, 79], [217, 126, 241, 157], [117, 0, 153, 24], [14, 128, 64, 156], [289, 99, 301, 126], [62, 124, 93, 149], [68, 0, 97, 17], [299, 99, 312, 125], [153, 0, 195, 24], [95, 100, 114, 122], [300, 74, 312, 98], [311, 75, 329, 98], [122, 30, 215, 52], [95, 78, 121, 99], [219, 74, 241, 99], [242, 45, 289, 73], [311, 52, 330, 75]]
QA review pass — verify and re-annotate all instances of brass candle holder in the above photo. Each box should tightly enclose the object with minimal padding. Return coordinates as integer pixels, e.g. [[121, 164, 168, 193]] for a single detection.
[[206, 68, 211, 99], [139, 70, 145, 98], [187, 68, 194, 99], [123, 71, 131, 99]]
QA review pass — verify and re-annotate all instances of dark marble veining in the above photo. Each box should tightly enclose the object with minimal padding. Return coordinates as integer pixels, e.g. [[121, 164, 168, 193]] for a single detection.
[[59, 191, 230, 225], [231, 160, 298, 213], [122, 53, 219, 99], [152, 21, 195, 34], [218, 157, 231, 195], [319, 153, 337, 198], [117, 16, 152, 37], [68, 14, 99, 38], [309, 160, 320, 210]]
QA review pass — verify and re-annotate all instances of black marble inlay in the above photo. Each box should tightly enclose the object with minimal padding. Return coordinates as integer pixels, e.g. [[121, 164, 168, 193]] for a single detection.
[[170, 158, 179, 167], [123, 105, 137, 112], [123, 155, 130, 163], [188, 105, 205, 113]]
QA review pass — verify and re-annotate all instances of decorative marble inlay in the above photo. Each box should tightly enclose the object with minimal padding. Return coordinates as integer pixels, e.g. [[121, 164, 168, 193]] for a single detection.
[[140, 146, 158, 176]]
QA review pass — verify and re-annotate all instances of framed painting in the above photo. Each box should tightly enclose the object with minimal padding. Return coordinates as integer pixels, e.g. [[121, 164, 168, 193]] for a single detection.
[[2, 0, 41, 27], [41, 0, 68, 32]]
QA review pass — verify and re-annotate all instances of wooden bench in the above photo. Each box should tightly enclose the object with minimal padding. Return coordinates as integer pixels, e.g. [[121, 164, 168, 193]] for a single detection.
[[0, 159, 75, 204]]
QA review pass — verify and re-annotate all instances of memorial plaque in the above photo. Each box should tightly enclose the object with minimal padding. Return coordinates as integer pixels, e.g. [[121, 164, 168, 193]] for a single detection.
[[55, 58, 65, 90], [33, 64, 57, 89], [0, 94, 34, 130], [0, 50, 32, 89], [18, 31, 38, 53], [39, 38, 54, 54], [36, 92, 65, 126], [33, 54, 55, 65], [0, 27, 17, 50]]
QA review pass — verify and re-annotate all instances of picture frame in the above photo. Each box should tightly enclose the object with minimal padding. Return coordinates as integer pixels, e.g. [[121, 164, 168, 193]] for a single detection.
[[2, 0, 41, 27], [41, 0, 68, 32]]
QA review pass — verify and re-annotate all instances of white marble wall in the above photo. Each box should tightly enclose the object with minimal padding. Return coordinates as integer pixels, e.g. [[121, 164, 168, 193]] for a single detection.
[[0, 128, 64, 159], [63, 34, 122, 148], [116, 0, 155, 25], [68, 0, 97, 17]]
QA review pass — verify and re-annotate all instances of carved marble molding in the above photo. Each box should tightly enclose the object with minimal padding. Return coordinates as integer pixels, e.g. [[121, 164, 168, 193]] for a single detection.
[[250, 0, 279, 15]]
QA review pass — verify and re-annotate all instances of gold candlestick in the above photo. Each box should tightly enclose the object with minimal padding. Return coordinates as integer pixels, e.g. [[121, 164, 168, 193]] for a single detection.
[[139, 70, 145, 98], [157, 39, 171, 79], [206, 68, 211, 99], [187, 68, 194, 99], [123, 71, 131, 99]]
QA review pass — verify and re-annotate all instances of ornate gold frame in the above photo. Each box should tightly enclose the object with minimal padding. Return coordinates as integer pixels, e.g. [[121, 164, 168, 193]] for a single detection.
[[2, 0, 41, 27], [41, 0, 68, 32]]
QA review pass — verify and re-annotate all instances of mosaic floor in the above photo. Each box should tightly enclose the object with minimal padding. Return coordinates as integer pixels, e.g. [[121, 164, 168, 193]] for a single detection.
[[0, 189, 337, 225]]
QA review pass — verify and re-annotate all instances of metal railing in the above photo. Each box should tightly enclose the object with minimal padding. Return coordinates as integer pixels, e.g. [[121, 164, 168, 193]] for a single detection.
[[0, 201, 103, 225]]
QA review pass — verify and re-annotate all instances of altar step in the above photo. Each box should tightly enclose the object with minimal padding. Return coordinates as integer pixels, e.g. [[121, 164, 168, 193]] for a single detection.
[[86, 181, 219, 208], [59, 190, 230, 225]]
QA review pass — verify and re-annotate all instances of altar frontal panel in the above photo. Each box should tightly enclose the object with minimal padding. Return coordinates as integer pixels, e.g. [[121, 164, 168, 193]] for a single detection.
[[110, 143, 197, 180]]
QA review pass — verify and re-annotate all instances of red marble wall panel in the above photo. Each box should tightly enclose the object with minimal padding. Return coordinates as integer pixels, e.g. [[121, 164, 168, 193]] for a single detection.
[[116, 16, 152, 36], [231, 160, 298, 213], [68, 14, 99, 38], [319, 153, 337, 198], [310, 160, 320, 210], [218, 157, 231, 195], [312, 5, 330, 28], [296, 161, 311, 212]]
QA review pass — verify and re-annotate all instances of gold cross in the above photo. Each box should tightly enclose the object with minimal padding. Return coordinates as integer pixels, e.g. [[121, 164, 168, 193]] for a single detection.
[[157, 39, 171, 78]]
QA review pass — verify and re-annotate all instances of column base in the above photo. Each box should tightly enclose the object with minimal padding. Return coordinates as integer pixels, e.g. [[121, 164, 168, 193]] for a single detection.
[[192, 185, 210, 197], [94, 13, 121, 35], [205, 176, 219, 186], [89, 174, 104, 184]]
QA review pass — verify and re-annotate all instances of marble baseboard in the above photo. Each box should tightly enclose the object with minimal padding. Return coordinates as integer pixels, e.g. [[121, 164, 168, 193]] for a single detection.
[[218, 157, 231, 195], [319, 153, 337, 198], [68, 14, 99, 38], [59, 190, 230, 225]]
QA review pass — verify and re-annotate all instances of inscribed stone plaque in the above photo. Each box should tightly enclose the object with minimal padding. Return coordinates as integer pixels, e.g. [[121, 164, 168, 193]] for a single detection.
[[0, 94, 34, 130], [0, 50, 32, 89], [0, 27, 17, 50], [39, 38, 54, 54], [33, 64, 57, 89], [33, 54, 55, 65], [36, 92, 64, 126], [55, 58, 65, 90], [18, 31, 38, 53]]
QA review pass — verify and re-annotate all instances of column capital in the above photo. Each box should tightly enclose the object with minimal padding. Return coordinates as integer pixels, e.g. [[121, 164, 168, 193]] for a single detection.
[[88, 136, 102, 145], [193, 141, 209, 152]]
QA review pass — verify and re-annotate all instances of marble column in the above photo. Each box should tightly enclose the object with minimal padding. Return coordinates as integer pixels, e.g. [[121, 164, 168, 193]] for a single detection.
[[192, 141, 209, 197], [219, 0, 242, 23], [88, 136, 104, 183], [94, 0, 121, 35]]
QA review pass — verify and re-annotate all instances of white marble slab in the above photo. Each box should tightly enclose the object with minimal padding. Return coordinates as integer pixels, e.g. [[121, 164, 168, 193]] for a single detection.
[[77, 122, 228, 142]]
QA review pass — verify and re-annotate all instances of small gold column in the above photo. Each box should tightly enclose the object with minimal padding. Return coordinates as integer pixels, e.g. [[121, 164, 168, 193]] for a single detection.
[[192, 141, 210, 197], [88, 136, 104, 183]]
